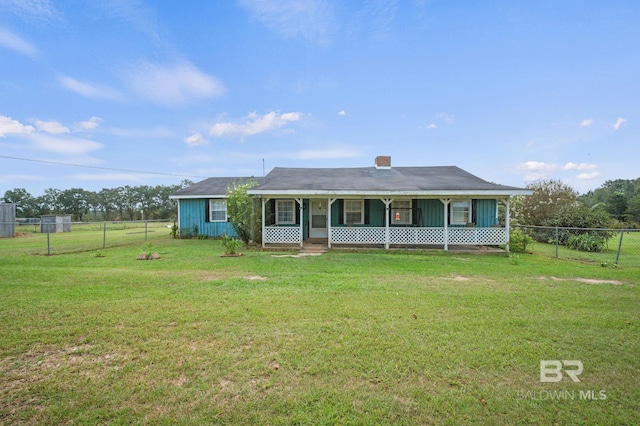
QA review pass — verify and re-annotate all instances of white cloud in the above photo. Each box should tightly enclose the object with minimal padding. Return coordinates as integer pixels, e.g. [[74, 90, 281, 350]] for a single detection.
[[59, 76, 122, 100], [123, 61, 225, 107], [2, 0, 62, 21], [613, 117, 626, 130], [209, 111, 302, 139], [579, 119, 593, 127], [34, 119, 70, 134], [30, 133, 103, 155], [184, 132, 208, 147], [74, 116, 103, 131], [426, 123, 437, 129], [515, 161, 600, 182], [563, 162, 597, 171], [0, 115, 35, 137], [0, 27, 39, 57], [577, 172, 601, 180], [238, 0, 336, 45], [526, 140, 535, 147], [436, 112, 454, 124], [338, 110, 346, 116]]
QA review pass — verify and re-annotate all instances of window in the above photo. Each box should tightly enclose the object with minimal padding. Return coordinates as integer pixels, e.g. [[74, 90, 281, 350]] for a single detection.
[[451, 200, 470, 225], [391, 200, 412, 225], [209, 199, 227, 222], [276, 200, 296, 224], [344, 200, 364, 225]]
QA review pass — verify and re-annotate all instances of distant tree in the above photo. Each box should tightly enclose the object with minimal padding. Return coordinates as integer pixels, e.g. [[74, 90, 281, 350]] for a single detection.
[[42, 188, 63, 214], [606, 191, 628, 222], [626, 194, 640, 224], [59, 188, 90, 221]]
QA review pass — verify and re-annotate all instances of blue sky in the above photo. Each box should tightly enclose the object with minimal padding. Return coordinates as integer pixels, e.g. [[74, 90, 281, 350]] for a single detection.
[[1, 0, 638, 196]]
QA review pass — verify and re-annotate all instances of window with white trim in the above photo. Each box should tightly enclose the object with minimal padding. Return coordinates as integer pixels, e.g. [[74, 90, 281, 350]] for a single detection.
[[209, 199, 227, 222], [451, 200, 470, 225], [391, 200, 412, 225], [344, 199, 364, 225], [276, 200, 296, 224]]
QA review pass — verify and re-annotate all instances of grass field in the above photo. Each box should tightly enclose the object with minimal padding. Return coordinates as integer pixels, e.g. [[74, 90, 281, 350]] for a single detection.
[[520, 229, 640, 268], [1, 233, 639, 424]]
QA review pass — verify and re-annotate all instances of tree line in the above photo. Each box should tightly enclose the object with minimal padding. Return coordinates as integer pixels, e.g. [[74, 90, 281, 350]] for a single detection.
[[512, 177, 640, 228], [1, 181, 193, 222]]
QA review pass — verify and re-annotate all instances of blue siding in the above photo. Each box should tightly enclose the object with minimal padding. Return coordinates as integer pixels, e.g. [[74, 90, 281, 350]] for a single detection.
[[420, 199, 444, 226], [178, 198, 237, 237], [474, 199, 497, 227], [368, 199, 385, 226]]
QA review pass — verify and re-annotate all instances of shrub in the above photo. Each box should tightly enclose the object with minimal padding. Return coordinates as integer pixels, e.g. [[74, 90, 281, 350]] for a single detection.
[[221, 235, 242, 255], [566, 233, 607, 252], [509, 228, 533, 253]]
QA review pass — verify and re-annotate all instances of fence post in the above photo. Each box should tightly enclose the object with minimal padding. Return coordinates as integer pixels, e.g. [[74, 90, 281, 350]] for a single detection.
[[555, 226, 559, 258], [615, 231, 624, 266], [145, 220, 148, 241], [103, 221, 107, 249], [47, 231, 51, 255]]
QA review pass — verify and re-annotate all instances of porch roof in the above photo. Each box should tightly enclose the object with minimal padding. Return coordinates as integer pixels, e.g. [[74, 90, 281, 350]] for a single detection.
[[248, 166, 530, 197]]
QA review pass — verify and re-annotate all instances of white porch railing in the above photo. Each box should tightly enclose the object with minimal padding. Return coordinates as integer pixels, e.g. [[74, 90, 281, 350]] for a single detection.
[[331, 227, 386, 244], [263, 226, 301, 244], [389, 227, 445, 245], [263, 226, 508, 247], [448, 227, 508, 245]]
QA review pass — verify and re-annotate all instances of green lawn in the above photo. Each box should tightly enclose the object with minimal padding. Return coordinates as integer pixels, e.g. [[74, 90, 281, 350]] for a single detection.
[[1, 235, 638, 425], [527, 230, 640, 268]]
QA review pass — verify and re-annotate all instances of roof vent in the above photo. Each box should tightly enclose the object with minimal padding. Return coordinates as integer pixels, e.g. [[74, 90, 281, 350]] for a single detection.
[[374, 156, 391, 169]]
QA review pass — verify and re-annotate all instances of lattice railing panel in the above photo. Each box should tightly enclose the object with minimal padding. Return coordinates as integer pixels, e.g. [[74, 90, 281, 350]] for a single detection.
[[331, 227, 386, 244], [448, 227, 507, 245], [389, 227, 444, 245], [264, 226, 301, 244]]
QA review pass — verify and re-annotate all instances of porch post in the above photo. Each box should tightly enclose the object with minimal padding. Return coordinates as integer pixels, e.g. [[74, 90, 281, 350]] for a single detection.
[[328, 198, 336, 249], [440, 199, 451, 250], [383, 199, 392, 249], [261, 197, 265, 248], [505, 198, 511, 252], [296, 198, 304, 248]]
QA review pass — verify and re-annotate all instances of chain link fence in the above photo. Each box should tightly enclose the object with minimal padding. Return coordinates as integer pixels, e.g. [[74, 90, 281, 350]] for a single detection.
[[513, 225, 640, 268], [0, 220, 175, 255]]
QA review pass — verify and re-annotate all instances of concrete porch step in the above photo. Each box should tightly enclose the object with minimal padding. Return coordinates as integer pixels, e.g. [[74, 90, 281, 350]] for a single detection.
[[300, 242, 328, 254]]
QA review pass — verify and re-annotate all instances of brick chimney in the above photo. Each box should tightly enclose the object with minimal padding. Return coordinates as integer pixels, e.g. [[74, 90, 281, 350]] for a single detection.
[[374, 155, 391, 169]]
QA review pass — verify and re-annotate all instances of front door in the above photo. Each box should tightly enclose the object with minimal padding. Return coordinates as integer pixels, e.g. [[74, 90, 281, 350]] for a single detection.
[[309, 199, 328, 238]]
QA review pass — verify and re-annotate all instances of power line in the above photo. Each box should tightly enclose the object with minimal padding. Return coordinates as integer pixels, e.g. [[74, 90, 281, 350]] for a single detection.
[[0, 155, 206, 179]]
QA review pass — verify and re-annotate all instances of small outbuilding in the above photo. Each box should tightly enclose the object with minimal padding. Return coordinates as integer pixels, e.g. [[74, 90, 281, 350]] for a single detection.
[[0, 203, 16, 238], [41, 215, 72, 233]]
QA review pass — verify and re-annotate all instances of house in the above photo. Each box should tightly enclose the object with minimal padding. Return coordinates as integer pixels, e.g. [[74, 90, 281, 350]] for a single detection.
[[170, 157, 532, 250], [169, 177, 251, 238]]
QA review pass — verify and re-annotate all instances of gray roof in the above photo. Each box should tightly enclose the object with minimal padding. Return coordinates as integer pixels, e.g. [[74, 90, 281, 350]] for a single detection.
[[169, 177, 251, 198], [171, 166, 530, 199], [249, 166, 528, 195]]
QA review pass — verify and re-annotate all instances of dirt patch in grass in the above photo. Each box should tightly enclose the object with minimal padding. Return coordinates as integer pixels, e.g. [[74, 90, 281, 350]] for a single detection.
[[245, 275, 267, 281], [544, 276, 622, 285]]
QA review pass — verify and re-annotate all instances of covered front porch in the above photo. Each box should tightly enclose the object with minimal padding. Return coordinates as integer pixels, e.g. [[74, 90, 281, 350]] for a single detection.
[[260, 197, 512, 251]]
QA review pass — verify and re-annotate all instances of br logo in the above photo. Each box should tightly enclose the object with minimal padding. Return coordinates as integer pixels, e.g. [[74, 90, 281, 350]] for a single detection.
[[540, 360, 583, 382]]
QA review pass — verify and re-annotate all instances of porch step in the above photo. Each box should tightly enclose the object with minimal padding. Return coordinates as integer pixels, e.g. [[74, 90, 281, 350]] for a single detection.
[[300, 242, 328, 255]]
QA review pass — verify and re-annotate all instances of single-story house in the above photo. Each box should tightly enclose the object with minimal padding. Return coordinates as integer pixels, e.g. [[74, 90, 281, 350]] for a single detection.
[[170, 157, 531, 250]]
